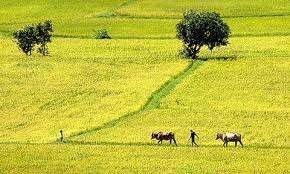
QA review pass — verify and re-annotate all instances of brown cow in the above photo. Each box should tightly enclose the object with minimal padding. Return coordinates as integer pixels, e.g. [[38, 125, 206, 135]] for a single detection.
[[216, 132, 243, 148], [151, 131, 177, 146]]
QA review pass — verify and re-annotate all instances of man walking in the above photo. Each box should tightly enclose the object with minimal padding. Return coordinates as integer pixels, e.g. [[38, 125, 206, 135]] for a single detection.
[[189, 129, 199, 147]]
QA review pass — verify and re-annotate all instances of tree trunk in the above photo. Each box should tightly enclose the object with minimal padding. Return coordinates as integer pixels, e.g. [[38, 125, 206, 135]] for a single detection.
[[43, 45, 46, 56], [191, 45, 201, 59], [191, 53, 197, 59]]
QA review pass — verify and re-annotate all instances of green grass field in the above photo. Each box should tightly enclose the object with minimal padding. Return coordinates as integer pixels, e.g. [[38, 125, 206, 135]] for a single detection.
[[0, 0, 289, 173], [116, 0, 290, 18]]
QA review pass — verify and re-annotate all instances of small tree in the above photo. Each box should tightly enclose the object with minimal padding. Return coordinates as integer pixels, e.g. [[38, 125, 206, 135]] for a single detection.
[[12, 20, 53, 56], [12, 25, 36, 56], [176, 10, 230, 59], [94, 29, 111, 39], [35, 20, 53, 56]]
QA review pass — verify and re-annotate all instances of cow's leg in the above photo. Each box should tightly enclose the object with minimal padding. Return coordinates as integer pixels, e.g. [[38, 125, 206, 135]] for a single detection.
[[225, 141, 228, 147], [235, 141, 237, 147], [158, 140, 162, 144], [239, 140, 243, 148], [170, 139, 172, 144], [224, 137, 228, 148], [173, 138, 177, 146]]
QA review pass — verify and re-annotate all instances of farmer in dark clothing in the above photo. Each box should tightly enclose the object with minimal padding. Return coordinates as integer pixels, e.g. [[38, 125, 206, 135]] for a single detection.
[[59, 130, 63, 142], [189, 129, 199, 147]]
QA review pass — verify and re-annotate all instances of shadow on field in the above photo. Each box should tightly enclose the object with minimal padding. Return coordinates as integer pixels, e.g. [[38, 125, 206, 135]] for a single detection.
[[197, 55, 237, 61]]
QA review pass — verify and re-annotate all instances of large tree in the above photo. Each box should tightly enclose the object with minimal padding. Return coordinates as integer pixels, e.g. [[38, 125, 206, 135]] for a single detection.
[[176, 10, 230, 59]]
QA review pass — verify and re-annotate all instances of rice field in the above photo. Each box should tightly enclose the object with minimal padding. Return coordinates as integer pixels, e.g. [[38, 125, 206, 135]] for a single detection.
[[0, 144, 288, 173], [0, 38, 189, 142], [70, 37, 290, 148], [116, 0, 290, 18], [0, 0, 289, 173], [1, 15, 290, 38]]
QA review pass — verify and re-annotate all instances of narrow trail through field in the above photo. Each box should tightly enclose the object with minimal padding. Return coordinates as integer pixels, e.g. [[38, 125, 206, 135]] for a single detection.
[[66, 60, 203, 140]]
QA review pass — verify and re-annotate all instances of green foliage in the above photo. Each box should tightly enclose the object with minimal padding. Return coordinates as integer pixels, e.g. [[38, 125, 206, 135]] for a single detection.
[[12, 20, 53, 56], [94, 29, 111, 39], [35, 20, 53, 56], [12, 25, 36, 55], [177, 10, 230, 59]]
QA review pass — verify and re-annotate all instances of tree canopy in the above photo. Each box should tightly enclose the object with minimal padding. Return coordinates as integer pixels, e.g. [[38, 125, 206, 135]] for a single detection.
[[176, 10, 230, 59], [35, 20, 53, 56], [12, 20, 53, 56], [12, 25, 36, 56]]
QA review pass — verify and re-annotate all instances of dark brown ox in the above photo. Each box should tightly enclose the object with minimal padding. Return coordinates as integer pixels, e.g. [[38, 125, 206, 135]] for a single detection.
[[151, 132, 177, 146], [216, 132, 243, 148]]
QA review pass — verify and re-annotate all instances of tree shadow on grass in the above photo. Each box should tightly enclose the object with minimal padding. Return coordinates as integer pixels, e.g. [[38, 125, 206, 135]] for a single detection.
[[197, 55, 237, 61]]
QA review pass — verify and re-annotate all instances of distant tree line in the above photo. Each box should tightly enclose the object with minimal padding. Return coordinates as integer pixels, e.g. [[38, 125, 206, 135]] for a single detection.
[[12, 20, 53, 56]]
